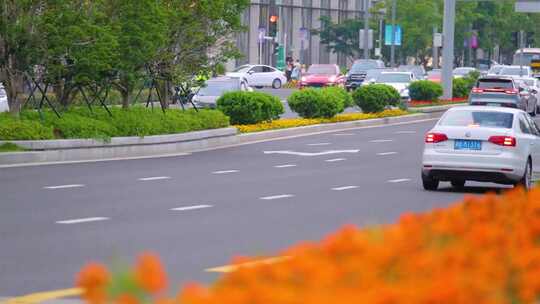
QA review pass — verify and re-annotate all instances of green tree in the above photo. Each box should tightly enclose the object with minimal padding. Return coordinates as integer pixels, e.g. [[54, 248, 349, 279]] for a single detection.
[[311, 16, 363, 64]]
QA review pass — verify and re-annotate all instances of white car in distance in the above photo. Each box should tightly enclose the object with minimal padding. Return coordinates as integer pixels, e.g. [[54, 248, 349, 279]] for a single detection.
[[0, 84, 9, 113], [227, 64, 287, 89], [422, 106, 540, 191], [372, 71, 415, 102]]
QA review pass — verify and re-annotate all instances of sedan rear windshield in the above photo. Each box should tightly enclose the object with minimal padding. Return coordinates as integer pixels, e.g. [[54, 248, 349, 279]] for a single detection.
[[477, 79, 513, 89], [439, 111, 514, 129]]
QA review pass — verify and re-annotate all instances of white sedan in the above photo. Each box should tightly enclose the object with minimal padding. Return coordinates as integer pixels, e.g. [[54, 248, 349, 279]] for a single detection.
[[371, 71, 415, 101], [422, 106, 540, 190], [0, 84, 9, 113], [227, 65, 287, 89]]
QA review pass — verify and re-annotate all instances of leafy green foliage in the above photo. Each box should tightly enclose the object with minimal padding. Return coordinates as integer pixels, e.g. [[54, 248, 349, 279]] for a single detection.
[[409, 81, 443, 101], [1, 107, 229, 140], [352, 84, 396, 113], [311, 16, 363, 62], [323, 87, 354, 108], [217, 91, 284, 125], [288, 88, 346, 119], [452, 78, 471, 99], [0, 114, 55, 140], [0, 143, 27, 153]]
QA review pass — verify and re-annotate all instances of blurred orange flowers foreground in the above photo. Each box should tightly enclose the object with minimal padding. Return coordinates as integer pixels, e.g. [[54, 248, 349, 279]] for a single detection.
[[77, 188, 540, 304]]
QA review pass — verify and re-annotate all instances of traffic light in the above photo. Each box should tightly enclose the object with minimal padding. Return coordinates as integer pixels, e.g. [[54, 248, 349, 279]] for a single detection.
[[527, 32, 535, 46], [273, 42, 280, 55], [269, 15, 278, 37], [511, 32, 519, 48]]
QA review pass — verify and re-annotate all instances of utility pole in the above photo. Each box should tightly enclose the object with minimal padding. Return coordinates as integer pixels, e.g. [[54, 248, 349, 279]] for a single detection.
[[433, 26, 439, 69], [390, 0, 397, 67], [363, 0, 370, 59], [442, 0, 456, 100], [520, 30, 524, 77], [467, 23, 473, 67]]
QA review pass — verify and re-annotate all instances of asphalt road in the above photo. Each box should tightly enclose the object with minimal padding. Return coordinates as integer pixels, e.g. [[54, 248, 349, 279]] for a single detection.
[[0, 117, 522, 297]]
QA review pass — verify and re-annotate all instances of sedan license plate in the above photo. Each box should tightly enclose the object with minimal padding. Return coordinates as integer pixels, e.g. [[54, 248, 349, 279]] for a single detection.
[[454, 139, 482, 151]]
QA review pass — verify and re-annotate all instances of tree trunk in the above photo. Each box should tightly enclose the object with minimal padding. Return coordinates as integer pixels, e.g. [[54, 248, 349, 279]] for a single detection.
[[121, 89, 130, 109], [157, 80, 169, 110], [4, 71, 24, 117]]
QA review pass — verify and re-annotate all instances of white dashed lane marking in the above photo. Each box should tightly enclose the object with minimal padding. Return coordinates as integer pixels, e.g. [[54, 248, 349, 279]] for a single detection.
[[325, 158, 346, 162], [138, 176, 171, 181], [331, 186, 359, 191], [370, 139, 394, 143], [395, 131, 417, 134], [43, 184, 85, 190], [212, 170, 239, 174], [260, 194, 295, 200], [377, 152, 398, 156], [56, 217, 109, 224], [333, 133, 355, 136], [274, 164, 297, 168], [387, 178, 411, 183], [307, 142, 331, 146], [170, 205, 213, 211]]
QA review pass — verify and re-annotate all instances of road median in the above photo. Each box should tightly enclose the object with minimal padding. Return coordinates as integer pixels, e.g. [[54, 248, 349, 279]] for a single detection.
[[0, 108, 448, 167]]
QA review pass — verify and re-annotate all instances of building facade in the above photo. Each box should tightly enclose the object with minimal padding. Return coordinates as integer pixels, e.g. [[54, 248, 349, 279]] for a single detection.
[[235, 0, 370, 69]]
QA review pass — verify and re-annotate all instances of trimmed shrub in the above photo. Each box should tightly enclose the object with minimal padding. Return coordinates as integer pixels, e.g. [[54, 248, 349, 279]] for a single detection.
[[409, 80, 443, 101], [453, 77, 471, 98], [323, 86, 354, 108], [1, 107, 229, 140], [288, 88, 345, 118], [352, 84, 391, 113], [0, 115, 54, 140], [217, 91, 284, 125], [380, 85, 401, 106]]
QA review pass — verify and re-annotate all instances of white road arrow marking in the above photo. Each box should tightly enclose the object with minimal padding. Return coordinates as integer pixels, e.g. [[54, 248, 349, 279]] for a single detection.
[[264, 150, 359, 157]]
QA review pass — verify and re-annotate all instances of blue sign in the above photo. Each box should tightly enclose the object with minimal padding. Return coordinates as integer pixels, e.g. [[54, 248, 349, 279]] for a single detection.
[[385, 25, 402, 46]]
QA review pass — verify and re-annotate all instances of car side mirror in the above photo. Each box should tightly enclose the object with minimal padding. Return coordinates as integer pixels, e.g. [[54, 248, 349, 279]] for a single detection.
[[247, 70, 254, 75], [533, 89, 538, 94]]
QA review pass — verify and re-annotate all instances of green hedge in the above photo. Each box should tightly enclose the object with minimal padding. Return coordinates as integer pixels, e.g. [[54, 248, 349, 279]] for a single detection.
[[0, 107, 229, 140], [352, 84, 399, 113], [217, 91, 284, 125], [452, 78, 470, 98], [288, 87, 347, 118], [409, 81, 443, 101]]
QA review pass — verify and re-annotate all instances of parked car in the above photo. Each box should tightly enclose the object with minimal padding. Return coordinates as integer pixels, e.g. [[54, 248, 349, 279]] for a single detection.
[[300, 64, 345, 88], [192, 77, 252, 109], [371, 71, 416, 102], [469, 76, 535, 114], [345, 59, 385, 91], [499, 65, 532, 78], [397, 65, 426, 80], [226, 64, 286, 89], [422, 106, 540, 191], [453, 67, 477, 78], [427, 69, 442, 83], [0, 84, 8, 113], [360, 69, 389, 87]]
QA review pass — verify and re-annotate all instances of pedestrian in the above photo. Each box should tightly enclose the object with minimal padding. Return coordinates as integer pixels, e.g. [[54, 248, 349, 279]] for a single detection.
[[285, 61, 293, 82], [291, 63, 301, 81]]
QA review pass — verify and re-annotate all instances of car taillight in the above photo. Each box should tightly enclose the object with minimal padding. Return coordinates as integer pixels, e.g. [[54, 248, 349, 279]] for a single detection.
[[472, 88, 484, 93], [425, 133, 448, 143], [489, 136, 516, 147], [505, 89, 518, 95]]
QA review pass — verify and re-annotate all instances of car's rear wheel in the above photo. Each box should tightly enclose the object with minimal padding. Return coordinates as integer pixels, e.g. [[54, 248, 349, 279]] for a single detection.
[[272, 79, 282, 89], [516, 159, 532, 191], [451, 180, 466, 189], [422, 173, 439, 191], [255, 86, 263, 89]]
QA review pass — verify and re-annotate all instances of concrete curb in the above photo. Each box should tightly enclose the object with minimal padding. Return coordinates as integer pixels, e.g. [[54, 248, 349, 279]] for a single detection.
[[0, 112, 444, 167]]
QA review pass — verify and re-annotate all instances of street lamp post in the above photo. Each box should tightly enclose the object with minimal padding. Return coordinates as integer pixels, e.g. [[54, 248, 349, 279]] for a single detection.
[[442, 0, 456, 100], [364, 0, 370, 59], [390, 0, 397, 67]]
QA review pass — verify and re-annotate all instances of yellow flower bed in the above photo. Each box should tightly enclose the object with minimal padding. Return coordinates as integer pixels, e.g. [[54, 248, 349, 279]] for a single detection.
[[235, 109, 408, 133]]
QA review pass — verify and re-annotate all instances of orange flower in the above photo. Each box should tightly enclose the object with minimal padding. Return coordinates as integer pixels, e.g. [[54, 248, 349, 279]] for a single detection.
[[134, 252, 168, 294], [75, 262, 110, 304], [114, 294, 139, 304]]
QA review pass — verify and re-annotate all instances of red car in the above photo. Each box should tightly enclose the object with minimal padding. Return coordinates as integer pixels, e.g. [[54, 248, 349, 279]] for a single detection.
[[299, 64, 345, 88]]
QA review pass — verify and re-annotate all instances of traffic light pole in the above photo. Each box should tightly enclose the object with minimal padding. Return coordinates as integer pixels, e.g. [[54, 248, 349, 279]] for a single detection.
[[442, 0, 456, 100], [363, 0, 370, 59], [390, 0, 397, 68]]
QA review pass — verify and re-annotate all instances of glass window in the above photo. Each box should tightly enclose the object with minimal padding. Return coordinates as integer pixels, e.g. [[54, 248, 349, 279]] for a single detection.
[[250, 66, 264, 73], [307, 65, 337, 75], [262, 66, 275, 73], [525, 115, 540, 136], [198, 81, 240, 96], [376, 73, 411, 83], [500, 67, 530, 76], [439, 111, 514, 129], [233, 65, 251, 73], [519, 115, 532, 134], [477, 79, 514, 89]]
